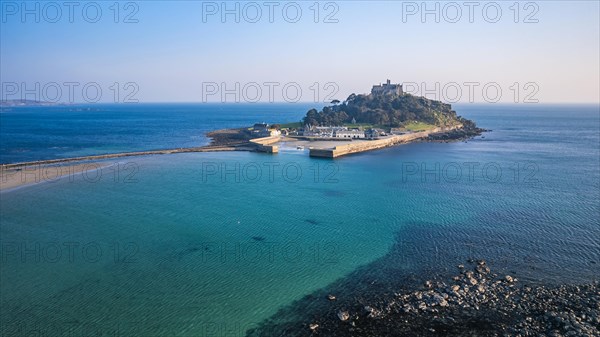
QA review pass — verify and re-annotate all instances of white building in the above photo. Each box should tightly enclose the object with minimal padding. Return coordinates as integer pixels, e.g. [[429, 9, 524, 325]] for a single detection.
[[303, 126, 346, 138], [253, 123, 281, 137], [365, 128, 386, 139], [334, 129, 365, 139]]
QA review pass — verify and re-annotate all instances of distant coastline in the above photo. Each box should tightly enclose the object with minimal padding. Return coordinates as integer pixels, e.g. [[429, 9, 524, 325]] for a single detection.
[[0, 99, 69, 107]]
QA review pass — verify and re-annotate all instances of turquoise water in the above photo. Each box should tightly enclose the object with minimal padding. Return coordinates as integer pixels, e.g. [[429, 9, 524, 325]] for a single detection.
[[1, 104, 599, 336]]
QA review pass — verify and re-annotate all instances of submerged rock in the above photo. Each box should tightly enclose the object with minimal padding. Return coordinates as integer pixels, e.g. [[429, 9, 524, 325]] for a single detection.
[[337, 310, 350, 321], [432, 294, 448, 307]]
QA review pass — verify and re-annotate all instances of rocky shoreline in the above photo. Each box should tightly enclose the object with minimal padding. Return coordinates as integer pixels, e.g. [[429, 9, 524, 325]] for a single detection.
[[426, 125, 488, 142], [248, 260, 599, 337], [302, 260, 598, 336], [206, 128, 254, 147]]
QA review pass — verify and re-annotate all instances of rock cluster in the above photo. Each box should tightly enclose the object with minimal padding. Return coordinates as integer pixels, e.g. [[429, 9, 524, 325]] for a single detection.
[[427, 125, 487, 142], [308, 260, 599, 336]]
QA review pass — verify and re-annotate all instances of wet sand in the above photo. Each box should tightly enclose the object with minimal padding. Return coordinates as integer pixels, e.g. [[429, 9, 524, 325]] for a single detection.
[[0, 162, 113, 191]]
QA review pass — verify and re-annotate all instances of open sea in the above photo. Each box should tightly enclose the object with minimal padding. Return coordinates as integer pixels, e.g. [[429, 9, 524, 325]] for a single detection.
[[0, 103, 599, 336]]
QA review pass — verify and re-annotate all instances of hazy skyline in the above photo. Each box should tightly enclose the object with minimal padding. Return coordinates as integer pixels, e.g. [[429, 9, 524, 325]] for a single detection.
[[1, 1, 599, 103]]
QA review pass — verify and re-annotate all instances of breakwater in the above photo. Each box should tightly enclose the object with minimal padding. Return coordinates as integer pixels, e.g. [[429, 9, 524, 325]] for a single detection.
[[249, 136, 280, 153], [309, 126, 462, 158], [0, 136, 281, 170], [0, 146, 240, 169]]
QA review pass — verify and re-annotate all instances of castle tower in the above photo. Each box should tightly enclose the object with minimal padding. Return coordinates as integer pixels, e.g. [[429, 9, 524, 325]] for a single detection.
[[371, 79, 403, 96]]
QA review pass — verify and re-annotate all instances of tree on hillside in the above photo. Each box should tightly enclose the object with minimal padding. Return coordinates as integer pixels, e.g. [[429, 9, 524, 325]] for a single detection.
[[303, 108, 320, 126], [302, 93, 460, 127]]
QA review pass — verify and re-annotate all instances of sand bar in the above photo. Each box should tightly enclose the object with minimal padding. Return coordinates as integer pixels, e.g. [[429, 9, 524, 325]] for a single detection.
[[0, 162, 114, 191]]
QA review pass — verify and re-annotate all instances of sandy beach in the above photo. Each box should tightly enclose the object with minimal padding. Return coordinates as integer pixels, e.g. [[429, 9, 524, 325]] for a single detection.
[[0, 162, 113, 191]]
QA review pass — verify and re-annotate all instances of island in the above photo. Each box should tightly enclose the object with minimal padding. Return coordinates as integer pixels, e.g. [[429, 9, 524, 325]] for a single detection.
[[208, 79, 485, 158]]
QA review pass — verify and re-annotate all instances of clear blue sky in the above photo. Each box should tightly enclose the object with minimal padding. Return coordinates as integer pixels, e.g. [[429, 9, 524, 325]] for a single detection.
[[1, 1, 599, 103]]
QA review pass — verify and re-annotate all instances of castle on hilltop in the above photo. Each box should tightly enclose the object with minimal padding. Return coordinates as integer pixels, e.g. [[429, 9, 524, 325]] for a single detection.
[[371, 79, 403, 96]]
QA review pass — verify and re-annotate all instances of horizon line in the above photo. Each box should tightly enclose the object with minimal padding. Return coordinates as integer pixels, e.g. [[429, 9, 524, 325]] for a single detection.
[[2, 101, 600, 106]]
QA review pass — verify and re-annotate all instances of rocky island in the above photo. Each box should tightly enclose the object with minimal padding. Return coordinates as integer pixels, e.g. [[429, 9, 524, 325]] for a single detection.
[[209, 80, 486, 158], [301, 80, 483, 139]]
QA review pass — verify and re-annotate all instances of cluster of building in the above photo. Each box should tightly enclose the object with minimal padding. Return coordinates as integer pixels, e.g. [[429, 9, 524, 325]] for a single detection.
[[298, 80, 405, 140], [252, 80, 407, 140], [252, 123, 281, 137], [302, 126, 386, 140]]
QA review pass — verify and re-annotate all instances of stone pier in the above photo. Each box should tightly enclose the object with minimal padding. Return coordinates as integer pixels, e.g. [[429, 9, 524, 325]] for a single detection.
[[309, 126, 461, 158]]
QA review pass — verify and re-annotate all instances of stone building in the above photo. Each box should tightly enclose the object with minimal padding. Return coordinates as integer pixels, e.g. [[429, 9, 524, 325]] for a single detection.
[[371, 79, 403, 96]]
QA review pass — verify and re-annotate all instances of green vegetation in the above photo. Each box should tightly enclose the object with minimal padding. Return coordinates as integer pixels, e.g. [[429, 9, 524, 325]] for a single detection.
[[403, 121, 436, 132], [302, 92, 467, 128], [342, 123, 374, 129], [279, 122, 302, 129]]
